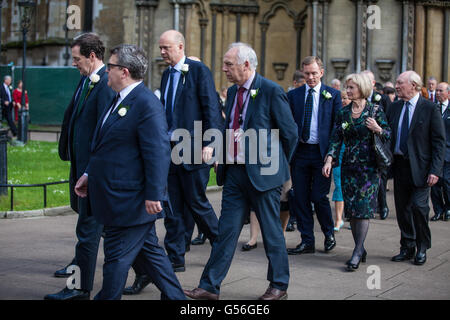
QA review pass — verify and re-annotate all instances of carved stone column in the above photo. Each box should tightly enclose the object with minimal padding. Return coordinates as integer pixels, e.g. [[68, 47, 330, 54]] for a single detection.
[[136, 0, 159, 88]]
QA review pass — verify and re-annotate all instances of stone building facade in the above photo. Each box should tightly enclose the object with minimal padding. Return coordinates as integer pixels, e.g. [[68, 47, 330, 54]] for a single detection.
[[1, 0, 449, 92]]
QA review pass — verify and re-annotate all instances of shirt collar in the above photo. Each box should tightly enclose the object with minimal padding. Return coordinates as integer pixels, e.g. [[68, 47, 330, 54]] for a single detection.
[[88, 64, 105, 80], [118, 81, 142, 101], [305, 82, 322, 94], [172, 56, 186, 72], [238, 71, 256, 91], [406, 93, 420, 108]]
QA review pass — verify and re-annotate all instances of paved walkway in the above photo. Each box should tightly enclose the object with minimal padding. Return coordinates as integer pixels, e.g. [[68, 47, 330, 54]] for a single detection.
[[0, 182, 449, 300]]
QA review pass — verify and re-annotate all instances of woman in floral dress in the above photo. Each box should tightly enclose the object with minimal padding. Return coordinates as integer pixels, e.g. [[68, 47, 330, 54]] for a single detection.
[[322, 73, 391, 271]]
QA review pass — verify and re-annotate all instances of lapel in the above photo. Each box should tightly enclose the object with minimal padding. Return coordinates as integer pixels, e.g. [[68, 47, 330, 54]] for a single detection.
[[317, 84, 327, 130], [225, 85, 237, 128], [295, 85, 306, 124], [173, 58, 190, 113], [243, 73, 260, 129], [74, 66, 107, 120], [91, 83, 143, 152], [408, 96, 425, 135]]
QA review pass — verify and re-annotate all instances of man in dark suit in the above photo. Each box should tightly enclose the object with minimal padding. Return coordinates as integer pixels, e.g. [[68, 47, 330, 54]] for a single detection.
[[159, 30, 221, 271], [286, 56, 341, 255], [388, 71, 445, 266], [184, 42, 298, 300], [431, 82, 450, 221], [427, 76, 438, 103], [44, 33, 115, 300], [1, 75, 17, 137], [362, 70, 392, 220], [74, 44, 185, 300]]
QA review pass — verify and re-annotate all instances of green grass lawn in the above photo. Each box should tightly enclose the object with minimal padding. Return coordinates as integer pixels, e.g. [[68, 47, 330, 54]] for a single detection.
[[0, 140, 217, 211], [0, 141, 71, 211]]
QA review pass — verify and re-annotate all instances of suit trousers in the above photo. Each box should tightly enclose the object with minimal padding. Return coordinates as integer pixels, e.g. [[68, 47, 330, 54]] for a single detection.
[[393, 156, 432, 251], [74, 198, 103, 291], [199, 165, 289, 295], [164, 165, 218, 266], [291, 143, 334, 245], [431, 161, 450, 215], [4, 103, 17, 136], [94, 222, 185, 300]]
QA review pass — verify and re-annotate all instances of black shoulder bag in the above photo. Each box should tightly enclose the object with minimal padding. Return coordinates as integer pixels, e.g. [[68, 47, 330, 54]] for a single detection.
[[370, 104, 393, 169]]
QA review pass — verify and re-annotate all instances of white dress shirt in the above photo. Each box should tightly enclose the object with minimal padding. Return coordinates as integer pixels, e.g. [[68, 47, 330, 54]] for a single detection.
[[303, 82, 322, 144], [394, 93, 420, 155], [101, 81, 142, 127]]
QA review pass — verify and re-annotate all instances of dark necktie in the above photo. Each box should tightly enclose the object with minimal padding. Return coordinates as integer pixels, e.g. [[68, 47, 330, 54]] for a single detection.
[[75, 77, 90, 116], [103, 93, 120, 126], [232, 86, 246, 158], [399, 101, 410, 156], [302, 88, 314, 142], [166, 68, 176, 129]]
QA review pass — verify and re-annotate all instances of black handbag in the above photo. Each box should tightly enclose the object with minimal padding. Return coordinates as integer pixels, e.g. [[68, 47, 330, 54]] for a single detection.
[[370, 104, 393, 169]]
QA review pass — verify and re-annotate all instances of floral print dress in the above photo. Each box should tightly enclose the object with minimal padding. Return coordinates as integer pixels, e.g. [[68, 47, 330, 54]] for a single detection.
[[327, 102, 391, 219]]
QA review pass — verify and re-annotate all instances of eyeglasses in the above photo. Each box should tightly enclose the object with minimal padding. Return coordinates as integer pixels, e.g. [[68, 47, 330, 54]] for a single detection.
[[107, 63, 127, 70]]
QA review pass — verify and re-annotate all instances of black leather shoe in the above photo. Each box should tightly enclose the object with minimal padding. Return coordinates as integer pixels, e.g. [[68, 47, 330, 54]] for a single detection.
[[391, 248, 416, 262], [285, 222, 295, 232], [191, 233, 206, 245], [54, 264, 74, 278], [324, 235, 336, 252], [242, 243, 257, 251], [123, 274, 153, 295], [444, 210, 450, 221], [44, 287, 90, 300], [287, 243, 315, 255], [431, 212, 443, 221], [414, 251, 427, 265], [380, 207, 389, 220], [172, 263, 186, 272], [185, 243, 190, 252]]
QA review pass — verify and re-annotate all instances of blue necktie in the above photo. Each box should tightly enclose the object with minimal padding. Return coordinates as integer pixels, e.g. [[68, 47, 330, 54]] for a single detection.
[[166, 68, 176, 129], [399, 101, 410, 156], [302, 88, 314, 142]]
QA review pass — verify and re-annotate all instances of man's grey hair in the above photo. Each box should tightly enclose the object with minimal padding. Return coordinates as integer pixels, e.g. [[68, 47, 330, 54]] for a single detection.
[[228, 42, 258, 71], [406, 71, 423, 91], [110, 44, 148, 80], [331, 78, 341, 86], [427, 76, 437, 82], [3, 75, 11, 81]]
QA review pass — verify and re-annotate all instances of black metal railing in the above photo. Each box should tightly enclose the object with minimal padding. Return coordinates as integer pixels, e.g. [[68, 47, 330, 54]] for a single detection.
[[0, 180, 69, 211]]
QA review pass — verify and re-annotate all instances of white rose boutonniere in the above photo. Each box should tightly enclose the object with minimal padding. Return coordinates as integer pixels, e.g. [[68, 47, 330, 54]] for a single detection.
[[250, 88, 259, 99], [181, 64, 189, 84], [85, 73, 101, 99], [90, 73, 100, 84], [374, 94, 381, 102], [118, 107, 127, 117], [322, 90, 332, 100], [9, 85, 13, 91], [342, 122, 350, 130], [117, 105, 130, 117]]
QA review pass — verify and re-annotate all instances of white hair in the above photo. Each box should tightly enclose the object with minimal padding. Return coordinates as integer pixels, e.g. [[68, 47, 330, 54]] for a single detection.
[[406, 71, 423, 91], [228, 42, 258, 71]]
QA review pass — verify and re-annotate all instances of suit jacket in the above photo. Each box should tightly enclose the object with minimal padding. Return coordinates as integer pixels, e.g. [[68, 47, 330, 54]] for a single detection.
[[287, 83, 342, 159], [86, 82, 171, 227], [58, 66, 115, 213], [0, 83, 12, 107], [387, 95, 445, 187], [216, 73, 298, 192], [160, 58, 223, 171], [440, 104, 450, 162]]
